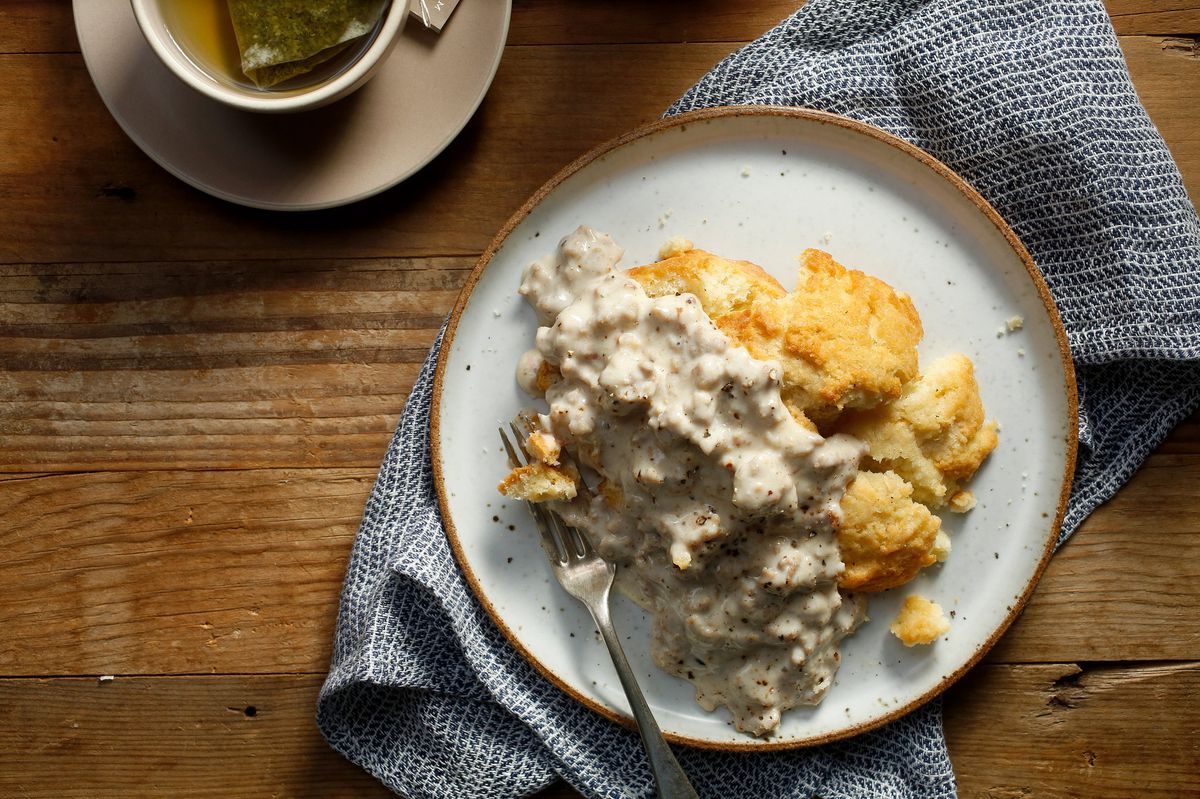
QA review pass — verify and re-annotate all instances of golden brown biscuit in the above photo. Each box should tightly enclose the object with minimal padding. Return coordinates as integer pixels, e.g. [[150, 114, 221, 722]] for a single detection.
[[526, 431, 561, 465], [715, 249, 922, 426], [533, 361, 561, 395], [782, 398, 818, 433], [837, 471, 942, 592], [497, 463, 577, 502], [627, 248, 787, 318], [947, 490, 976, 512], [930, 530, 952, 562], [836, 353, 998, 508], [890, 595, 950, 646]]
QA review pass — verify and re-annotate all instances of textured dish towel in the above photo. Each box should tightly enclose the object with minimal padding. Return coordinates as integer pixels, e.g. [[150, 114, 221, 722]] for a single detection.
[[318, 0, 1200, 797]]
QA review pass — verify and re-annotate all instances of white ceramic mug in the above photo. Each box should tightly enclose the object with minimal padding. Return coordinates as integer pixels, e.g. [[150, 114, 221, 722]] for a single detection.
[[129, 0, 407, 113]]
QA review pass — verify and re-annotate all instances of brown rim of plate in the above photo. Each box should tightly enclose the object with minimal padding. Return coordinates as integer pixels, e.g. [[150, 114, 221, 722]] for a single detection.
[[429, 105, 1079, 751]]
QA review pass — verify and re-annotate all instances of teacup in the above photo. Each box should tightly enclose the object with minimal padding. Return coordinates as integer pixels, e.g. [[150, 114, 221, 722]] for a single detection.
[[129, 0, 407, 113]]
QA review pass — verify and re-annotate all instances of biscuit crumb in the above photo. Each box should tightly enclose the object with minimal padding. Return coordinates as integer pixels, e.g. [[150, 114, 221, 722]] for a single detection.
[[533, 361, 561, 395], [526, 431, 561, 465], [657, 236, 694, 260], [740, 167, 751, 177], [497, 462, 577, 502], [947, 490, 976, 513], [930, 530, 952, 562], [890, 595, 950, 646], [1006, 315, 1024, 332]]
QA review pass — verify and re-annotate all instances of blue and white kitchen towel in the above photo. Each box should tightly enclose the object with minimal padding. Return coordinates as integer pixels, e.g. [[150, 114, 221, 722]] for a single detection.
[[317, 1, 1200, 797]]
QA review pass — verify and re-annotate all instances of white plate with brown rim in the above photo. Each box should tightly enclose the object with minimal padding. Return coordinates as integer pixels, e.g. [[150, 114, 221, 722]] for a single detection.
[[431, 107, 1077, 749]]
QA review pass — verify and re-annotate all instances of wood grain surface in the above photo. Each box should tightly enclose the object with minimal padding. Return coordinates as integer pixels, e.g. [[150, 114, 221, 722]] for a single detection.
[[1, 664, 1196, 799], [2, 2, 1199, 798]]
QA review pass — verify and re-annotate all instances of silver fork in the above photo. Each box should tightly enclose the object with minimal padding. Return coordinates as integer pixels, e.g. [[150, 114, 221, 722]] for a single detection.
[[499, 424, 700, 799]]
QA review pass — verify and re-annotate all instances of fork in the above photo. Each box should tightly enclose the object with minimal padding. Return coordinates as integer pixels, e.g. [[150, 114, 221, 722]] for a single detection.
[[499, 424, 700, 799]]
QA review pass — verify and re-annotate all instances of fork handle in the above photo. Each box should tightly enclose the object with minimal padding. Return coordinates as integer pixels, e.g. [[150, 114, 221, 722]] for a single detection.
[[588, 599, 701, 799]]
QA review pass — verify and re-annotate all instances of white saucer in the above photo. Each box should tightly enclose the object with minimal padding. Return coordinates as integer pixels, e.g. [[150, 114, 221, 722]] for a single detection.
[[74, 0, 511, 211]]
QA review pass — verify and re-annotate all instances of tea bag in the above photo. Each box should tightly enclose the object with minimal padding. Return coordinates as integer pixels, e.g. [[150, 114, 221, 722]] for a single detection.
[[226, 0, 388, 89]]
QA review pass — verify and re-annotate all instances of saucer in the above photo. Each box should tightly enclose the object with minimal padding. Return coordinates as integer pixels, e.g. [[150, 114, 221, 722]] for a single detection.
[[74, 0, 511, 211]]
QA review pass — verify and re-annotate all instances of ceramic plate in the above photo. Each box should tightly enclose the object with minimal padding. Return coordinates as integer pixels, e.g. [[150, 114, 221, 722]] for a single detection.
[[431, 108, 1076, 748], [74, 0, 510, 211]]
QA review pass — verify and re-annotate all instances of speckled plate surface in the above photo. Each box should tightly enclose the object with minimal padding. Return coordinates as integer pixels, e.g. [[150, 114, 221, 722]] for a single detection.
[[431, 108, 1076, 749]]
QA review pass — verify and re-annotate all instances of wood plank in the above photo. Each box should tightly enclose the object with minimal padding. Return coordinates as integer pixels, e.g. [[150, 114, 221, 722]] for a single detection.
[[0, 675, 396, 799], [944, 661, 1200, 799], [0, 363, 417, 470], [0, 257, 468, 471], [3, 1, 800, 53], [1, 454, 1196, 675], [507, 0, 800, 45], [0, 1, 79, 54], [1107, 0, 1200, 35], [511, 1, 1200, 43], [1, 664, 1196, 798], [1, 34, 1197, 265], [0, 468, 372, 675], [10, 2, 1200, 55]]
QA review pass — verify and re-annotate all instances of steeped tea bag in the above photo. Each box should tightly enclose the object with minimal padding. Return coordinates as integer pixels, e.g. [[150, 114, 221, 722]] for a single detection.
[[226, 0, 388, 89]]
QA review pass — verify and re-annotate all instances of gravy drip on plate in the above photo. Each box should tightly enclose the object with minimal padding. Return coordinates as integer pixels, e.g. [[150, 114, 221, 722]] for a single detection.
[[518, 226, 865, 736]]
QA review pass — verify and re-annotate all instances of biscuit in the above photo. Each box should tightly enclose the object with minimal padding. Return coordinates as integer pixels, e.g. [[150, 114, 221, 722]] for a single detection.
[[836, 353, 998, 508], [837, 471, 942, 592], [497, 462, 577, 502], [930, 530, 952, 562], [526, 431, 561, 465], [534, 361, 561, 395], [627, 248, 787, 319], [715, 249, 922, 426], [890, 595, 950, 646]]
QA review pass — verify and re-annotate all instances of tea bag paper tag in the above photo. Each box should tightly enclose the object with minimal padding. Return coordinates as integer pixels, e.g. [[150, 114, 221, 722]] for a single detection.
[[410, 0, 462, 32]]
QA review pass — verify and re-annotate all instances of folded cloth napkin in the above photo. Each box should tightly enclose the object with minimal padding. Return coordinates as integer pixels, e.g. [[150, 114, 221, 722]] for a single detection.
[[317, 0, 1200, 797]]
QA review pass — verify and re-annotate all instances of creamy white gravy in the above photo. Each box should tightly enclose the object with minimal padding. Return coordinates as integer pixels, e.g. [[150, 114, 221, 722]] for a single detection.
[[518, 226, 865, 735]]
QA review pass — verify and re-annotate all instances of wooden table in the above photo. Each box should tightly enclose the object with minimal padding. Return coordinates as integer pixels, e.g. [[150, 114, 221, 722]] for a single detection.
[[2, 2, 1198, 797]]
